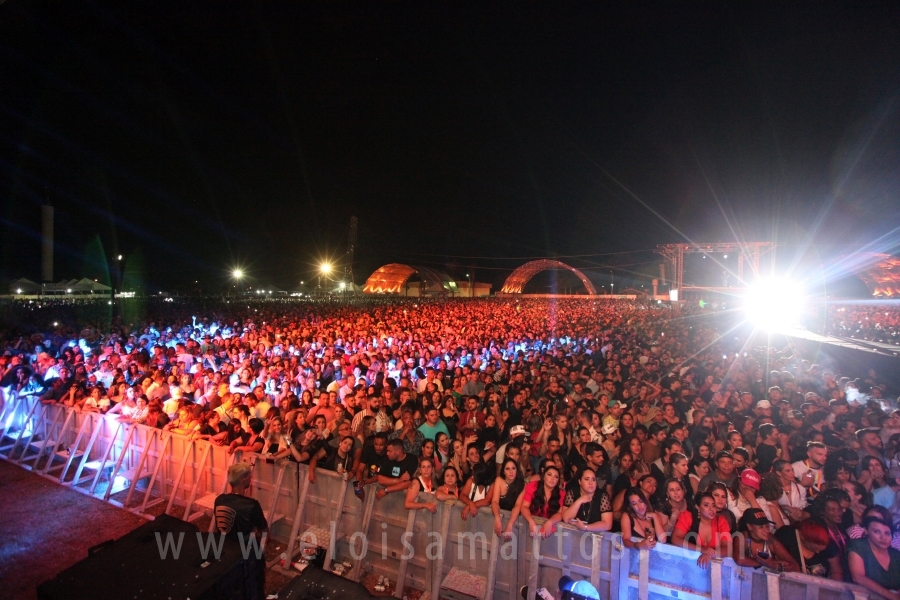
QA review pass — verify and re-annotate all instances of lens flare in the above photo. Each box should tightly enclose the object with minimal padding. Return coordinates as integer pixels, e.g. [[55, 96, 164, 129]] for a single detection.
[[743, 278, 804, 330]]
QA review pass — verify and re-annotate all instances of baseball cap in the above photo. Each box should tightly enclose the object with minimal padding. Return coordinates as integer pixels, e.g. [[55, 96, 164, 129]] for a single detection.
[[509, 425, 527, 437], [739, 509, 774, 527], [756, 400, 772, 409], [601, 424, 618, 436], [740, 469, 761, 491], [648, 423, 668, 435]]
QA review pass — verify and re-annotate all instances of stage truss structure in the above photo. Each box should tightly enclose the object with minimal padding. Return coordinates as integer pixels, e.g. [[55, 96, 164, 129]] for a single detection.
[[655, 242, 774, 293]]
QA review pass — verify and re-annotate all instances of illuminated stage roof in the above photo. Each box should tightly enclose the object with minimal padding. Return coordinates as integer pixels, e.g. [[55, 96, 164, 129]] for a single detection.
[[500, 260, 597, 295], [363, 263, 456, 294], [853, 253, 900, 297]]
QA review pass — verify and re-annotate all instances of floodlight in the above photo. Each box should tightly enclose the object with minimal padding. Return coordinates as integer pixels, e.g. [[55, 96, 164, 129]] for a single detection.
[[232, 269, 243, 279], [744, 278, 804, 330], [320, 263, 332, 274]]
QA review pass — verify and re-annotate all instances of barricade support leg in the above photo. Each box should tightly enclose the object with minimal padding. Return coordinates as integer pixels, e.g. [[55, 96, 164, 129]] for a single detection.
[[0, 392, 23, 444], [526, 534, 541, 600], [483, 532, 501, 600], [4, 396, 40, 460], [71, 414, 104, 487], [58, 413, 90, 482], [322, 479, 349, 572], [711, 558, 723, 600], [88, 420, 124, 495], [123, 428, 157, 508], [26, 404, 63, 470], [284, 468, 311, 561], [40, 408, 76, 475], [165, 439, 196, 516], [349, 491, 376, 582], [765, 569, 781, 600], [141, 433, 172, 514], [638, 548, 650, 600], [181, 442, 211, 519], [103, 424, 137, 500], [394, 508, 418, 599]]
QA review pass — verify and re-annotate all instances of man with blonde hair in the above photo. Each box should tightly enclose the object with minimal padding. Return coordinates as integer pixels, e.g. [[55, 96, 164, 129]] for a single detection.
[[215, 462, 268, 599]]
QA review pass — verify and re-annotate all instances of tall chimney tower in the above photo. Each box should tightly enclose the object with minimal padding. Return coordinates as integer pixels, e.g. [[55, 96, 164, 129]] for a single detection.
[[41, 204, 54, 282]]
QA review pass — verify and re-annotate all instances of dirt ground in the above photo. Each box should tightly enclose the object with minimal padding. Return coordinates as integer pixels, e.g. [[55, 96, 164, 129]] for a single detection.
[[0, 459, 147, 600], [0, 458, 431, 599]]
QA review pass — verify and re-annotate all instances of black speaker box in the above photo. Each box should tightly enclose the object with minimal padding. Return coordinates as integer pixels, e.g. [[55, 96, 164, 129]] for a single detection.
[[37, 514, 258, 600]]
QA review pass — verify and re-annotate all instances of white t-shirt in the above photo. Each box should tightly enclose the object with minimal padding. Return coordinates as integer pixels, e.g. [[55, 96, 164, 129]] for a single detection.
[[791, 460, 823, 494]]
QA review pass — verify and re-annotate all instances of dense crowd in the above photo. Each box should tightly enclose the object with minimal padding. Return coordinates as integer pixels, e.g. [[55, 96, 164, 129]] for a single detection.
[[826, 305, 900, 344], [2, 297, 900, 597]]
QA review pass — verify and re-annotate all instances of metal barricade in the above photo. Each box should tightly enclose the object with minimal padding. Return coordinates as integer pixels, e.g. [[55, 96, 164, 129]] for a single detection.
[[0, 399, 879, 600]]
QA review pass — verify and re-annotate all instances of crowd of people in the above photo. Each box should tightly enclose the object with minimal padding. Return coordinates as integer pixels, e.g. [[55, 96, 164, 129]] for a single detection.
[[2, 296, 900, 598], [826, 305, 900, 344]]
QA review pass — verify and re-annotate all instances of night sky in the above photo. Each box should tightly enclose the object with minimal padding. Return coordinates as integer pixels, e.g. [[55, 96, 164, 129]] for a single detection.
[[2, 2, 899, 293]]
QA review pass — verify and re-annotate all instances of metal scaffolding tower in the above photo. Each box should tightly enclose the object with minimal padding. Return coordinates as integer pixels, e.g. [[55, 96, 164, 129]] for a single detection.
[[345, 216, 358, 288], [655, 242, 774, 293]]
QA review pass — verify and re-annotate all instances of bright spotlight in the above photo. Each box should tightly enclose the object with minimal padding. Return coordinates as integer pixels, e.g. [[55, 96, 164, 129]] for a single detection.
[[744, 278, 804, 331], [232, 269, 243, 279], [339, 282, 346, 290], [320, 263, 332, 274]]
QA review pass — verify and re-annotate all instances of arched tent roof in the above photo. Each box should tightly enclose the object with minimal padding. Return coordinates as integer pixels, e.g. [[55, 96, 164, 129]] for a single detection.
[[363, 263, 457, 294], [852, 253, 900, 297], [500, 260, 597, 295]]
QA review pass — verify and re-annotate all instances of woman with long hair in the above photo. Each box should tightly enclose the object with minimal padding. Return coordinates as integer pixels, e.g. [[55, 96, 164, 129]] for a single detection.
[[661, 478, 690, 535], [421, 438, 441, 471], [620, 486, 666, 549], [510, 465, 565, 538], [693, 440, 713, 462], [562, 467, 614, 534], [618, 412, 636, 438], [357, 415, 376, 447], [404, 457, 439, 513], [613, 461, 653, 520], [666, 452, 690, 487], [706, 481, 738, 532], [671, 491, 732, 569], [612, 450, 635, 493], [810, 492, 849, 581], [461, 463, 493, 520], [689, 457, 713, 496], [435, 432, 452, 467], [195, 410, 228, 444], [262, 417, 291, 460], [436, 466, 461, 501], [842, 481, 872, 529], [492, 459, 525, 536], [448, 439, 465, 480], [774, 459, 809, 523]]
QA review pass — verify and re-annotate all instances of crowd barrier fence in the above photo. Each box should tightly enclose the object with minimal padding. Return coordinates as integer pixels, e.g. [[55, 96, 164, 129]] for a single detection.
[[0, 394, 878, 600]]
